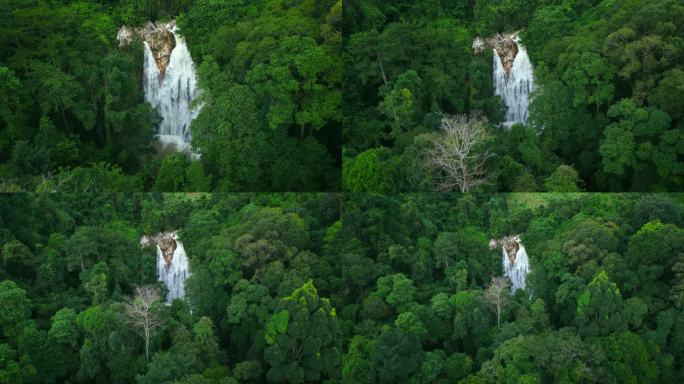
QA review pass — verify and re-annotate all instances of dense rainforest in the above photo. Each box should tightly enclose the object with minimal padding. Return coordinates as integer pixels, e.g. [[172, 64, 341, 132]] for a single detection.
[[1, 193, 683, 383], [0, 0, 342, 192], [2, 1, 684, 384], [0, 193, 343, 383], [343, 0, 684, 192]]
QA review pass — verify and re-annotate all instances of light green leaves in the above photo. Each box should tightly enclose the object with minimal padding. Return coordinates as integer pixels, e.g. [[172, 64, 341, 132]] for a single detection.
[[265, 309, 289, 345]]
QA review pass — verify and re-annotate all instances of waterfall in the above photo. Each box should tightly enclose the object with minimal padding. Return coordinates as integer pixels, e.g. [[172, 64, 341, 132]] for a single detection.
[[156, 234, 190, 304], [143, 27, 201, 152], [493, 37, 534, 126], [502, 244, 529, 292]]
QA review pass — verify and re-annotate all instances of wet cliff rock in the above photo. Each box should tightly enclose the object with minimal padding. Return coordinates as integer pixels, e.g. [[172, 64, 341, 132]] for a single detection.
[[472, 32, 520, 77], [489, 235, 522, 264], [117, 20, 177, 77], [140, 231, 178, 267]]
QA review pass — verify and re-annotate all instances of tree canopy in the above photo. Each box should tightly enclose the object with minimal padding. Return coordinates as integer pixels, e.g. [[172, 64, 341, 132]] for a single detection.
[[0, 0, 341, 192], [1, 192, 683, 383], [343, 0, 684, 192]]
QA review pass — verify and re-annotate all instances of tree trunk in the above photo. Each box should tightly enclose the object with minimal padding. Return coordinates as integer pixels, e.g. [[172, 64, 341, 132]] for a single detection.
[[376, 50, 387, 85], [59, 104, 71, 132], [144, 314, 150, 361], [496, 305, 501, 328]]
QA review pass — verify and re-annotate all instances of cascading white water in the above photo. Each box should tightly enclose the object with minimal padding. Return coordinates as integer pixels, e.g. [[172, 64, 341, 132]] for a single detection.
[[502, 244, 529, 292], [156, 234, 190, 304], [143, 27, 201, 152], [493, 37, 534, 126]]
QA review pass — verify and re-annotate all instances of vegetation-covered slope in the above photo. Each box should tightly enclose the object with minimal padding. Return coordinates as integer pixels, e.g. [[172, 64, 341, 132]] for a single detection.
[[1, 193, 683, 383], [343, 0, 684, 192], [0, 0, 341, 192], [0, 193, 342, 383]]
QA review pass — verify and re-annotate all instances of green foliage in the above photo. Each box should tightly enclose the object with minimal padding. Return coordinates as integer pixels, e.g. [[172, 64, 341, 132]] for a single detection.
[[343, 148, 396, 192], [0, 193, 341, 383], [0, 0, 340, 191], [370, 328, 423, 383], [544, 165, 582, 192], [264, 310, 289, 345], [48, 308, 79, 349], [155, 154, 189, 192], [264, 280, 340, 383], [42, 162, 143, 192], [0, 281, 31, 339], [179, 0, 246, 58], [233, 360, 263, 383], [338, 193, 683, 383], [184, 0, 342, 191], [2, 193, 684, 383], [576, 271, 628, 336], [344, 0, 684, 191]]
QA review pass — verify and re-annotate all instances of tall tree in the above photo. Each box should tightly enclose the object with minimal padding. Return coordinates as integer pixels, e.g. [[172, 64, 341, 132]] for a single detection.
[[125, 286, 162, 361], [264, 280, 341, 383], [483, 276, 510, 328], [427, 113, 491, 192]]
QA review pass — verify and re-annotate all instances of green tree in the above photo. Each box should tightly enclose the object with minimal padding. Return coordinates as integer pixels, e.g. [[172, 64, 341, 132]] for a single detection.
[[648, 68, 684, 120], [342, 335, 376, 384], [544, 165, 581, 192], [192, 316, 219, 365], [562, 52, 616, 111], [191, 82, 266, 191], [264, 281, 340, 383], [0, 281, 31, 339], [370, 328, 423, 384], [343, 148, 396, 192], [2, 240, 36, 282], [576, 271, 628, 336], [154, 154, 188, 192], [48, 308, 79, 350], [246, 36, 340, 139]]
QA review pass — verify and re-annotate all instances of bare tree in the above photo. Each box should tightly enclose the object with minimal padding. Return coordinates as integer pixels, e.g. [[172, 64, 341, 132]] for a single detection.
[[125, 286, 162, 361], [427, 112, 491, 192], [483, 276, 510, 328]]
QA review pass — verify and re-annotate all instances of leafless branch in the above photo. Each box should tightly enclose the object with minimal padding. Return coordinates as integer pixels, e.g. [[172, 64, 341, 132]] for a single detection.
[[483, 276, 510, 328], [427, 112, 491, 192], [125, 286, 162, 361]]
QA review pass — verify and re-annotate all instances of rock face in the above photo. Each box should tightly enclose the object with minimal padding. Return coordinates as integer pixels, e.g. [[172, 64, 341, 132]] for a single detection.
[[140, 231, 178, 266], [490, 235, 530, 292], [489, 235, 521, 264], [472, 32, 520, 77], [492, 33, 518, 77], [117, 21, 177, 77], [140, 231, 191, 303]]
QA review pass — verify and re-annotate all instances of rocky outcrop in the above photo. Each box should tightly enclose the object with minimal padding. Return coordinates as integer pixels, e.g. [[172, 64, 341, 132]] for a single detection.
[[492, 34, 518, 76], [118, 20, 177, 77], [140, 231, 178, 267], [489, 235, 521, 265], [472, 32, 520, 77]]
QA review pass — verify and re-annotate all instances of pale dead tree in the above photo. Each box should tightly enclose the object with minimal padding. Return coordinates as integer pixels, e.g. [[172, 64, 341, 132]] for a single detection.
[[483, 276, 510, 328], [125, 286, 162, 361], [427, 112, 491, 192]]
